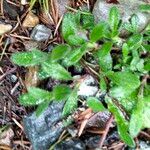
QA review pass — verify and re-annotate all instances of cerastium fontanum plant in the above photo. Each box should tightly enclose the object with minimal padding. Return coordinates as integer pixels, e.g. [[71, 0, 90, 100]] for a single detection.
[[11, 5, 150, 147]]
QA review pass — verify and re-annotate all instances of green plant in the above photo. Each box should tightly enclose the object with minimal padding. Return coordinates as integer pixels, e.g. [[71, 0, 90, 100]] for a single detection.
[[11, 6, 149, 148]]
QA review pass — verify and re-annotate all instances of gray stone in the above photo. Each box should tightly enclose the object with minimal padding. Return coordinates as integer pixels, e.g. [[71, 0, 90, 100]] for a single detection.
[[10, 74, 17, 83], [77, 75, 98, 98], [129, 141, 150, 150], [3, 0, 18, 20], [30, 24, 52, 41], [23, 102, 64, 150], [86, 111, 111, 129], [54, 139, 86, 150], [24, 41, 42, 51], [139, 141, 150, 150], [93, 0, 150, 37], [85, 135, 100, 149], [54, 0, 71, 17]]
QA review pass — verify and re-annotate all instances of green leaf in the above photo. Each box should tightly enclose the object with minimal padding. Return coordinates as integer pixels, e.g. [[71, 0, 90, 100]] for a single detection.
[[90, 22, 108, 42], [139, 4, 150, 12], [100, 77, 107, 92], [50, 44, 71, 62], [130, 58, 144, 72], [122, 43, 130, 63], [62, 12, 80, 43], [39, 62, 72, 80], [87, 97, 105, 112], [19, 87, 52, 106], [97, 42, 113, 72], [35, 102, 49, 117], [123, 15, 139, 33], [81, 13, 95, 30], [107, 71, 140, 96], [63, 44, 87, 66], [62, 86, 78, 116], [67, 34, 86, 46], [53, 85, 71, 101], [117, 124, 135, 148], [144, 59, 150, 71], [129, 100, 144, 137], [106, 97, 135, 147], [142, 102, 150, 128], [11, 49, 48, 66], [109, 6, 120, 36], [130, 15, 138, 32], [127, 34, 143, 50]]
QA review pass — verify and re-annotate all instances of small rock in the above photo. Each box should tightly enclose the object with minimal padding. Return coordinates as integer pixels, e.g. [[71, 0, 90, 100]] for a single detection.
[[54, 0, 71, 17], [24, 41, 42, 51], [23, 102, 64, 150], [93, 0, 150, 37], [0, 24, 12, 35], [54, 139, 86, 150], [30, 24, 52, 41], [67, 127, 78, 137], [0, 127, 14, 146], [3, 0, 18, 20], [23, 12, 39, 28], [10, 74, 17, 83], [85, 135, 100, 149], [47, 44, 54, 52], [129, 141, 150, 150], [78, 75, 98, 98], [86, 111, 111, 129], [21, 0, 28, 5], [106, 131, 119, 145], [139, 141, 150, 150]]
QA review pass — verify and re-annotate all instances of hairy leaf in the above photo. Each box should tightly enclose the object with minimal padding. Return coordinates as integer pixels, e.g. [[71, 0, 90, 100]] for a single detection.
[[90, 21, 108, 42], [109, 6, 120, 36], [50, 44, 71, 62], [19, 87, 52, 106], [36, 102, 49, 117], [139, 4, 150, 12], [53, 85, 71, 101], [97, 42, 113, 72], [81, 13, 95, 30], [63, 44, 87, 66], [87, 97, 105, 112], [127, 34, 143, 50], [122, 43, 130, 63], [106, 97, 135, 147], [107, 71, 140, 96], [11, 49, 48, 66], [62, 86, 78, 116], [67, 34, 86, 46], [39, 62, 72, 80], [129, 100, 143, 137]]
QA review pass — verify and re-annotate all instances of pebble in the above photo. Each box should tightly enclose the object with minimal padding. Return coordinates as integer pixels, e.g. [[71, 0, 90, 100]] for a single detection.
[[10, 74, 17, 83], [23, 102, 64, 150], [0, 24, 12, 35], [0, 128, 14, 146], [30, 24, 52, 41], [54, 139, 86, 150], [78, 75, 98, 98], [3, 0, 18, 20], [23, 12, 39, 28], [24, 41, 42, 51], [54, 0, 71, 17], [93, 0, 150, 37]]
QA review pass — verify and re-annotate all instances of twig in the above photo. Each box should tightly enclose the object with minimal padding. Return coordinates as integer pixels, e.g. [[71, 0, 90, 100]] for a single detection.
[[98, 115, 113, 148]]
